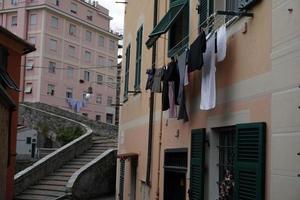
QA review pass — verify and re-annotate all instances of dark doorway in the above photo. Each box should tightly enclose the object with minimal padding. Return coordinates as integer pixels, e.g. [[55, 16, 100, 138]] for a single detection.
[[130, 157, 137, 200], [164, 171, 186, 200], [163, 148, 187, 200], [31, 143, 36, 158]]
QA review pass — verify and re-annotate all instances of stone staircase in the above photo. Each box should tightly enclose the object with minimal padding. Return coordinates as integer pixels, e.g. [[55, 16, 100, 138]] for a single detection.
[[14, 136, 117, 200]]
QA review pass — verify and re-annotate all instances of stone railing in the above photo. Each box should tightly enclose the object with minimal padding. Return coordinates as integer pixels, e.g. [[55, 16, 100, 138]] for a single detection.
[[19, 102, 118, 138], [66, 149, 117, 200], [14, 105, 93, 196]]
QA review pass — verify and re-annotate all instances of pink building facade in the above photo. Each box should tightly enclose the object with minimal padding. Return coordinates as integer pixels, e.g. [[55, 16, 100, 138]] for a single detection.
[[0, 0, 120, 124]]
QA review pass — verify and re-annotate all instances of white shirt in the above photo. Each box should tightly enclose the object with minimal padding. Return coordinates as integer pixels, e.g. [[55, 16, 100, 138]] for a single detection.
[[200, 36, 216, 110]]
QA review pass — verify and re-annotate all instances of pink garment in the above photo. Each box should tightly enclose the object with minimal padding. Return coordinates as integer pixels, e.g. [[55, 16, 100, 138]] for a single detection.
[[168, 82, 177, 118]]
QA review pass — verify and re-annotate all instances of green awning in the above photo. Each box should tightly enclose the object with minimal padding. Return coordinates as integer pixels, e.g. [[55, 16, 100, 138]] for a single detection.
[[146, 3, 186, 48]]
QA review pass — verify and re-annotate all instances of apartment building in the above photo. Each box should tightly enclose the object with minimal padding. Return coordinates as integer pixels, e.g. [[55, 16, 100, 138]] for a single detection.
[[0, 0, 120, 124], [117, 0, 300, 200]]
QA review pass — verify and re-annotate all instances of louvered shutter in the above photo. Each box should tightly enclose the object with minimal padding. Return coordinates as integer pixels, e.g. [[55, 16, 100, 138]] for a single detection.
[[199, 0, 208, 27], [123, 45, 131, 101], [134, 26, 143, 91], [190, 129, 206, 200], [119, 159, 125, 200], [234, 122, 266, 200], [238, 0, 262, 10]]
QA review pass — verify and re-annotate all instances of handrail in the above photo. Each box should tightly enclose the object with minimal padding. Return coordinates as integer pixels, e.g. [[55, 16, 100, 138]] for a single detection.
[[14, 104, 93, 196]]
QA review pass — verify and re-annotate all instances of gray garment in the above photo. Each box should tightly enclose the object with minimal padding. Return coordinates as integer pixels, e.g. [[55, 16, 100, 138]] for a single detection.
[[151, 68, 164, 93], [177, 50, 189, 122], [177, 51, 187, 104]]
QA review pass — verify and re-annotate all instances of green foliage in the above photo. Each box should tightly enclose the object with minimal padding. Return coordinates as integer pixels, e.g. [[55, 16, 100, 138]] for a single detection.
[[36, 122, 49, 136], [57, 126, 84, 145]]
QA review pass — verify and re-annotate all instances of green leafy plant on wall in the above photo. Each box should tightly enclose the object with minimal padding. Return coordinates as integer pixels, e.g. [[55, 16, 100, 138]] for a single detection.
[[56, 126, 84, 145]]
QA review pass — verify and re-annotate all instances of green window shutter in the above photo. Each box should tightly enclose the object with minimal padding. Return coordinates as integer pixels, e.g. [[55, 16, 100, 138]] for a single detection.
[[146, 3, 186, 48], [198, 0, 214, 28], [123, 44, 131, 101], [234, 122, 266, 200], [190, 129, 206, 200], [134, 26, 143, 91], [119, 159, 125, 200]]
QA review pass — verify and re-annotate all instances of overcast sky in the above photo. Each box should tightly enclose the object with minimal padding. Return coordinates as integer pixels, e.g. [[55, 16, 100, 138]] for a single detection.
[[96, 0, 125, 34]]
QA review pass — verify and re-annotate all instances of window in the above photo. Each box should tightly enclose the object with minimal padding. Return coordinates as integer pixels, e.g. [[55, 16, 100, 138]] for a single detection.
[[226, 0, 239, 21], [83, 91, 90, 102], [47, 84, 55, 96], [68, 45, 75, 57], [98, 35, 105, 47], [96, 115, 101, 121], [48, 62, 56, 73], [51, 16, 58, 29], [123, 44, 131, 101], [53, 0, 59, 6], [26, 137, 32, 144], [135, 26, 143, 91], [66, 88, 73, 98], [145, 0, 189, 57], [11, 16, 17, 26], [30, 14, 37, 25], [87, 10, 93, 21], [84, 51, 91, 62], [168, 0, 189, 57], [69, 24, 76, 36], [84, 71, 90, 81], [11, 0, 17, 5], [70, 3, 77, 14], [26, 60, 34, 70], [109, 40, 115, 51], [106, 113, 113, 124], [107, 76, 114, 87], [97, 74, 103, 85], [86, 30, 92, 41], [24, 83, 33, 94], [28, 36, 36, 45], [97, 56, 104, 65], [49, 39, 57, 51], [96, 94, 102, 104], [66, 66, 74, 78], [217, 126, 236, 200], [199, 0, 214, 28], [107, 96, 113, 106]]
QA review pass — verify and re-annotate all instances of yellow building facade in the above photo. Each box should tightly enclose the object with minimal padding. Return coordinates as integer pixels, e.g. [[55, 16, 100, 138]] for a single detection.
[[117, 0, 300, 199]]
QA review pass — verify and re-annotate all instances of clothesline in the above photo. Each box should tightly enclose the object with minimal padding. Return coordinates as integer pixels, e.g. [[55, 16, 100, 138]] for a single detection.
[[146, 12, 234, 70]]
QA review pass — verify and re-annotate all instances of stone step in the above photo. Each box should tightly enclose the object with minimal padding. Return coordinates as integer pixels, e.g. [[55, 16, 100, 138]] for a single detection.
[[43, 175, 69, 182], [73, 158, 93, 162], [61, 165, 82, 169], [90, 146, 110, 150], [92, 142, 117, 146], [22, 189, 64, 197], [86, 150, 105, 154], [39, 180, 67, 186], [29, 185, 66, 192], [76, 155, 97, 159], [92, 140, 117, 144], [14, 194, 57, 200], [56, 168, 78, 173], [83, 152, 102, 156], [52, 171, 74, 177], [67, 161, 88, 165]]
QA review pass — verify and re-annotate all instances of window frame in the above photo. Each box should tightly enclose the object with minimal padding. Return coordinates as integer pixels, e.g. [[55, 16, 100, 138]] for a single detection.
[[84, 51, 92, 62], [70, 2, 78, 14], [30, 14, 37, 25], [84, 71, 90, 81], [11, 15, 17, 26], [47, 84, 55, 96], [51, 16, 59, 29], [48, 61, 56, 74], [66, 66, 74, 78], [86, 30, 92, 42], [134, 25, 143, 91], [69, 24, 77, 36], [66, 88, 73, 98], [49, 39, 57, 51], [123, 44, 131, 102]]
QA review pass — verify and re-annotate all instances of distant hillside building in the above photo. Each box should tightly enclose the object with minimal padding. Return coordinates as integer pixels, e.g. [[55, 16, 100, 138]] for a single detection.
[[0, 0, 120, 124]]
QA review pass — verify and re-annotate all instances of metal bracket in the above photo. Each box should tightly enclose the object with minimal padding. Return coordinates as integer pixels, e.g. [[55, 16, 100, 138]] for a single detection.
[[216, 10, 254, 18]]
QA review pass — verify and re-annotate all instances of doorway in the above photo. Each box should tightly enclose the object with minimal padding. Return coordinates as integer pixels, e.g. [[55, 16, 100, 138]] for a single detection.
[[163, 149, 187, 200]]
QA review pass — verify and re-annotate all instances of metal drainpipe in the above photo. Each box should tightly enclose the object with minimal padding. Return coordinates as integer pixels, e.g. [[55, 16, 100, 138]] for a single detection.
[[146, 0, 159, 186], [156, 0, 168, 198]]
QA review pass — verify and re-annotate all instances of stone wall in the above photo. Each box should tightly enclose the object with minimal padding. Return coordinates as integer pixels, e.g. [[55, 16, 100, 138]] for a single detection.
[[19, 102, 118, 138], [67, 149, 117, 200]]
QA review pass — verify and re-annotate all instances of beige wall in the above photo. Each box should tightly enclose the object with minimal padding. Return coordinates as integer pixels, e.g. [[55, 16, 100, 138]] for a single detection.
[[271, 0, 300, 199], [0, 103, 9, 200], [119, 0, 273, 200]]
